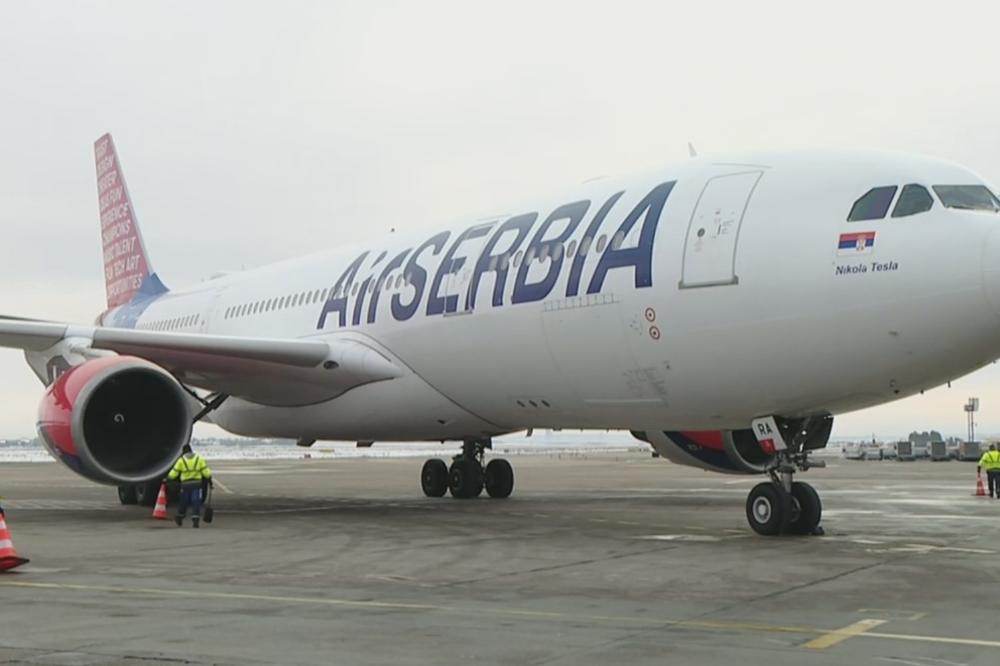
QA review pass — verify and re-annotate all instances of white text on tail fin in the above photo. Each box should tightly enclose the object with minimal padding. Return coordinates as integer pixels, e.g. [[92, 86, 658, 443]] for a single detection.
[[95, 134, 154, 308]]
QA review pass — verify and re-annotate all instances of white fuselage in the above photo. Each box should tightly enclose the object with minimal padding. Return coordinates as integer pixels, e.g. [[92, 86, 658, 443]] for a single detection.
[[103, 149, 1000, 442]]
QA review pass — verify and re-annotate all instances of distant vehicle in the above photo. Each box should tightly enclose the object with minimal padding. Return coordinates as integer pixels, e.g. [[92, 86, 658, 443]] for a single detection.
[[843, 442, 885, 461]]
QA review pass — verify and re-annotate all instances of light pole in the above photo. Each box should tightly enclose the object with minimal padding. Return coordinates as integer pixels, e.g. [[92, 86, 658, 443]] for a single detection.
[[965, 397, 980, 442]]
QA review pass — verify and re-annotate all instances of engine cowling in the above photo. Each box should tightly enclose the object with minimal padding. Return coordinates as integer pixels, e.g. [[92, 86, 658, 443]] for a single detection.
[[634, 429, 776, 474], [36, 356, 192, 485], [634, 416, 833, 474]]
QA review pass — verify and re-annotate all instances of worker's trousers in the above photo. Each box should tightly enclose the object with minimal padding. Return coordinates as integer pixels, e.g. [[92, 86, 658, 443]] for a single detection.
[[988, 471, 1000, 498], [177, 482, 203, 519]]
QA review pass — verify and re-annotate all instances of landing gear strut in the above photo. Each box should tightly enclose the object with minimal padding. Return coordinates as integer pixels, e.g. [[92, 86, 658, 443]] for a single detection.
[[746, 416, 828, 536], [420, 439, 514, 499]]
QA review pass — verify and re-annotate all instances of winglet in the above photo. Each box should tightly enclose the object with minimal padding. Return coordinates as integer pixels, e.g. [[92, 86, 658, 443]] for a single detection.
[[94, 134, 164, 309]]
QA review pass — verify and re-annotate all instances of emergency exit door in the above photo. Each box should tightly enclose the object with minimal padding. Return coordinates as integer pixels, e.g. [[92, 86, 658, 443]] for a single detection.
[[679, 170, 763, 289]]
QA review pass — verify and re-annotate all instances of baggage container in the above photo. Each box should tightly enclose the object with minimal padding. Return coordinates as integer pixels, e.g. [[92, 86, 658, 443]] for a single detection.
[[958, 441, 982, 461], [930, 440, 949, 461]]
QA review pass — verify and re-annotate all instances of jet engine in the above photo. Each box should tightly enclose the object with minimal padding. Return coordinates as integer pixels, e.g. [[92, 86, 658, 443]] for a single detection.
[[633, 417, 832, 474], [36, 355, 192, 485]]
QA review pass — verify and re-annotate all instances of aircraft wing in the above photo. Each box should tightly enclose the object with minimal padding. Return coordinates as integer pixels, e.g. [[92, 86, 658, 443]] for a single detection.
[[0, 319, 403, 406]]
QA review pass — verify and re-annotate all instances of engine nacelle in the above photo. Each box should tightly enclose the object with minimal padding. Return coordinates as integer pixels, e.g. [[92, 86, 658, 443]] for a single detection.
[[633, 417, 832, 474], [36, 356, 192, 485], [634, 430, 775, 474]]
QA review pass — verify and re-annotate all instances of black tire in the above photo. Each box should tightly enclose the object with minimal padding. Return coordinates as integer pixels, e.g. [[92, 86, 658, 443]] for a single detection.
[[484, 459, 514, 499], [117, 485, 138, 505], [135, 480, 161, 507], [448, 459, 483, 499], [788, 481, 822, 535], [421, 459, 449, 497], [746, 482, 787, 536]]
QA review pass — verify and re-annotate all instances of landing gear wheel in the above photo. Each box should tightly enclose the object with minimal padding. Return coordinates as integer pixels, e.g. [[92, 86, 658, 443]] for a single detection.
[[746, 482, 787, 536], [448, 459, 484, 499], [134, 480, 161, 507], [117, 485, 137, 505], [421, 459, 449, 497], [484, 459, 514, 499], [788, 481, 822, 535]]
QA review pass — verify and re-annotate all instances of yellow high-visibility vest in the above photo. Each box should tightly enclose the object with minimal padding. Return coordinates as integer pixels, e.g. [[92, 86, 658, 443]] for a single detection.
[[979, 450, 1000, 471], [167, 454, 212, 483]]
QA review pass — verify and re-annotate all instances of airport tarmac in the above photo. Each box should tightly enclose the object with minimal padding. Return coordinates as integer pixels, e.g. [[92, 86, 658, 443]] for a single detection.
[[2, 451, 1000, 665]]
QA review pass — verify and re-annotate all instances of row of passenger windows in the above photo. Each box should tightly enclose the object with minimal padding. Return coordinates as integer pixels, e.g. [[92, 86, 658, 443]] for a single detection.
[[222, 229, 629, 320], [137, 314, 201, 331], [848, 184, 1000, 221]]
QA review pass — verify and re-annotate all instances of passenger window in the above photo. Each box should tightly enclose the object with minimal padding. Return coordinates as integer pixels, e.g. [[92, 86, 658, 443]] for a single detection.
[[596, 234, 608, 253], [892, 184, 934, 218], [848, 186, 898, 221], [567, 240, 577, 258]]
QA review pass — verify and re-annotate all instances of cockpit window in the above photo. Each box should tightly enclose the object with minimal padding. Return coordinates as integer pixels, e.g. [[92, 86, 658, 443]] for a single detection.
[[891, 184, 934, 218], [933, 185, 1000, 212], [848, 186, 897, 221]]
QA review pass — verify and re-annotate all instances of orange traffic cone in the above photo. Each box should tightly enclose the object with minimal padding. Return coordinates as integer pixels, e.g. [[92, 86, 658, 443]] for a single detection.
[[975, 474, 987, 497], [152, 483, 169, 520], [0, 510, 29, 572]]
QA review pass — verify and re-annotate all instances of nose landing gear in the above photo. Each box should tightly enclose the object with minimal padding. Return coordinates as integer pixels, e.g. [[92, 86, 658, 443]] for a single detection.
[[420, 439, 514, 499], [746, 450, 824, 536]]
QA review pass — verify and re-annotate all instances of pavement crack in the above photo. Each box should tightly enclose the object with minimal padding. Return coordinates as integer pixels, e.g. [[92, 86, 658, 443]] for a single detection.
[[700, 559, 888, 617]]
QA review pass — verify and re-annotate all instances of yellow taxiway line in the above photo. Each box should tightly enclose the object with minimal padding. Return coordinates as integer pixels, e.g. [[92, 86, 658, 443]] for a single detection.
[[802, 618, 887, 649]]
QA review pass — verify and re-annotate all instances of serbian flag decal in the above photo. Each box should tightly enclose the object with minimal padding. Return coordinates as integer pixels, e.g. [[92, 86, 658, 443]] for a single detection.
[[838, 231, 876, 256]]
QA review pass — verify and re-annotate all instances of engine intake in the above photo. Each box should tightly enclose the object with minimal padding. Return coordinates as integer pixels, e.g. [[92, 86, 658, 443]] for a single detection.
[[37, 356, 191, 485]]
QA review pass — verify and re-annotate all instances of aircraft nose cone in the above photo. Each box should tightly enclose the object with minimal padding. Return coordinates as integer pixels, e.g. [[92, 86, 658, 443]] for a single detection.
[[983, 228, 1000, 317]]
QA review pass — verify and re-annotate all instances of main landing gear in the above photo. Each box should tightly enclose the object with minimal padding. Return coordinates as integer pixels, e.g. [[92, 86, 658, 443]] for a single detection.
[[117, 479, 162, 507], [746, 450, 824, 536], [421, 439, 514, 499]]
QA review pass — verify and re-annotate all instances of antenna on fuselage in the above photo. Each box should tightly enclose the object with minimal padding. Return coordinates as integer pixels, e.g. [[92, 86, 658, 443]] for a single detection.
[[688, 142, 698, 158]]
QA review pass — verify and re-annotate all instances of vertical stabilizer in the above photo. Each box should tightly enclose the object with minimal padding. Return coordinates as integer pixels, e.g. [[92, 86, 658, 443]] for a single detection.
[[95, 134, 163, 309]]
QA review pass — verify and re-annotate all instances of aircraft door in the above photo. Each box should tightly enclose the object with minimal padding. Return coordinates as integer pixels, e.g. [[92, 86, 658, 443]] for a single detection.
[[200, 288, 227, 333], [679, 171, 763, 289]]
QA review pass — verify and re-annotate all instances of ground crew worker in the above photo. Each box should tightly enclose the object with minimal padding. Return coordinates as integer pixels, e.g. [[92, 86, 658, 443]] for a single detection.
[[167, 444, 213, 527], [977, 443, 1000, 499]]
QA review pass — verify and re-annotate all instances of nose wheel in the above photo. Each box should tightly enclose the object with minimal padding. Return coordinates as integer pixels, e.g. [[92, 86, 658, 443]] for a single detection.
[[420, 439, 514, 499], [746, 480, 822, 536]]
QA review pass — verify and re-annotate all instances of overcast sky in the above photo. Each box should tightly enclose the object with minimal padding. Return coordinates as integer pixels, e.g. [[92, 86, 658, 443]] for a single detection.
[[2, 1, 1000, 440]]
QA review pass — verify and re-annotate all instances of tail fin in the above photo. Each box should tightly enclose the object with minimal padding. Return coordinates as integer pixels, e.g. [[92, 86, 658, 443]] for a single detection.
[[95, 134, 166, 309]]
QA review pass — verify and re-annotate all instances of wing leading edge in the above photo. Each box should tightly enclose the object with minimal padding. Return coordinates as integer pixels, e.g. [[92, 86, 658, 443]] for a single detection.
[[0, 319, 402, 406]]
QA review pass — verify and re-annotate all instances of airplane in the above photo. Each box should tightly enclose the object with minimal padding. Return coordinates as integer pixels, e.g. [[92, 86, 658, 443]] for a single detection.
[[2, 133, 1000, 536]]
